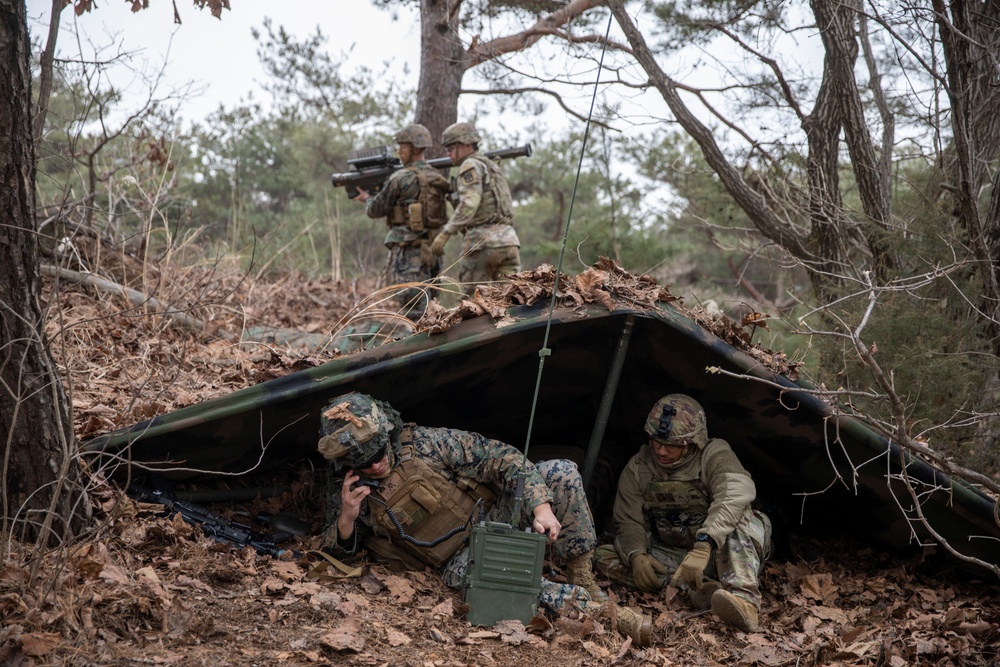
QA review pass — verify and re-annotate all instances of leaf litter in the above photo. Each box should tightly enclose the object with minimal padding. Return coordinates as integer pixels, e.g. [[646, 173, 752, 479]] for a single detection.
[[2, 261, 997, 665]]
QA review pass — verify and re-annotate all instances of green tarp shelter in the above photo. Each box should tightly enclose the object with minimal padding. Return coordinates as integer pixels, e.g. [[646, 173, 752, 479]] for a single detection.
[[84, 300, 1000, 574]]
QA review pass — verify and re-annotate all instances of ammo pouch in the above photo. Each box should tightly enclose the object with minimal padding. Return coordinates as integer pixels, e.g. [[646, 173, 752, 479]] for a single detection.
[[643, 479, 711, 550], [370, 443, 495, 568], [385, 167, 451, 234], [414, 168, 450, 232]]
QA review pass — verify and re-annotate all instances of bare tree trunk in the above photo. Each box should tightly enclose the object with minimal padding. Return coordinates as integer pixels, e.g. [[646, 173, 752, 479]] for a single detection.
[[415, 0, 465, 159], [811, 0, 894, 280], [414, 0, 609, 158], [933, 0, 1000, 354], [32, 0, 65, 145], [0, 0, 84, 547]]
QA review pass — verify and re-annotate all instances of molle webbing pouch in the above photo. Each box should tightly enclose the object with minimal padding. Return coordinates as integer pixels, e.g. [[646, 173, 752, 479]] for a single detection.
[[388, 204, 406, 226], [643, 479, 710, 550], [407, 202, 425, 233], [370, 446, 484, 568], [484, 158, 513, 222], [415, 169, 451, 230]]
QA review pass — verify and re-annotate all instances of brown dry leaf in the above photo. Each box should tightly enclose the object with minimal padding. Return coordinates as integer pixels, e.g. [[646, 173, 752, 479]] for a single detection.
[[384, 573, 417, 604], [958, 621, 994, 635], [99, 563, 129, 584], [809, 605, 850, 624], [172, 574, 212, 593], [832, 640, 879, 659], [319, 618, 364, 652], [75, 558, 104, 579], [137, 565, 171, 602], [386, 628, 411, 646], [309, 590, 342, 607], [494, 619, 533, 645], [575, 268, 606, 294], [0, 592, 29, 616], [738, 643, 789, 666], [915, 587, 939, 603], [431, 598, 454, 618], [21, 632, 62, 657], [271, 560, 304, 583], [801, 573, 838, 604], [261, 576, 288, 594], [582, 640, 610, 659], [429, 626, 453, 643]]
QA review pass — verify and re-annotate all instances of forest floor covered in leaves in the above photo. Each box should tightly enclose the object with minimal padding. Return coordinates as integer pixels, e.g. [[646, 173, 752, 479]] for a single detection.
[[3, 263, 1000, 666]]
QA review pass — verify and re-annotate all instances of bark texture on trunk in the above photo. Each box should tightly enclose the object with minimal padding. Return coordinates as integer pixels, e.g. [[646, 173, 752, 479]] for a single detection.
[[0, 0, 83, 545]]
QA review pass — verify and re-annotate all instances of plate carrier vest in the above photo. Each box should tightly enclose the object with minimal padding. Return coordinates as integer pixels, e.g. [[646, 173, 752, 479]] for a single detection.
[[369, 427, 496, 568]]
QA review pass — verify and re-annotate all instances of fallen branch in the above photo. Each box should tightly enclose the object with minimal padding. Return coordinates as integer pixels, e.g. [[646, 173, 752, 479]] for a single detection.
[[40, 264, 234, 341]]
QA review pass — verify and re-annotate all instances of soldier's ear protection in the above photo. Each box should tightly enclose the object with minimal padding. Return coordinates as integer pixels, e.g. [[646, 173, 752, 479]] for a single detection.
[[654, 405, 677, 440]]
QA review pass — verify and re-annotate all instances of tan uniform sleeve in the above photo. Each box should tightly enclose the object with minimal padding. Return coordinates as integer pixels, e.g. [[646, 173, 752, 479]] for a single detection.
[[699, 439, 755, 547], [612, 453, 649, 565], [441, 160, 484, 236]]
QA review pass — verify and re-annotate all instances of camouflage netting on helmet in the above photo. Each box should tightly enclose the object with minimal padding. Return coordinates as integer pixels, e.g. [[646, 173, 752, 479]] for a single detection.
[[441, 122, 481, 146], [318, 392, 403, 470], [644, 394, 708, 449]]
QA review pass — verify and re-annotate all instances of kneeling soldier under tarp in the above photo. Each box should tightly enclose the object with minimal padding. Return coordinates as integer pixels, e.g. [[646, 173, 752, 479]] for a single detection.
[[317, 391, 653, 645]]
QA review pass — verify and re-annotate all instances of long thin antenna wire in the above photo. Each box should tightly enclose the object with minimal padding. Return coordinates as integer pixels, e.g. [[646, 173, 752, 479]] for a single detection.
[[520, 11, 615, 469]]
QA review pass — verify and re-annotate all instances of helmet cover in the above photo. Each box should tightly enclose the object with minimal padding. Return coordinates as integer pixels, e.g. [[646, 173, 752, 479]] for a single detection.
[[644, 394, 708, 449], [441, 122, 481, 147], [393, 124, 433, 149], [318, 392, 402, 469]]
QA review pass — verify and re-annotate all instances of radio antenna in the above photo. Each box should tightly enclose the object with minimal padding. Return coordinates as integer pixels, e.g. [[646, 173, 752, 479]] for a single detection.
[[512, 11, 615, 523]]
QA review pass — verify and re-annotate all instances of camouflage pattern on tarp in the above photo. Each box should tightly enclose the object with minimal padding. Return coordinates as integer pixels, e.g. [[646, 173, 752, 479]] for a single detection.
[[242, 317, 415, 355], [82, 301, 1000, 574]]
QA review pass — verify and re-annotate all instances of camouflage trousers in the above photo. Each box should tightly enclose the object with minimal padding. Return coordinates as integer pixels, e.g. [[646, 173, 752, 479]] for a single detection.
[[441, 459, 598, 615], [594, 510, 771, 607], [457, 245, 521, 297], [385, 242, 440, 320]]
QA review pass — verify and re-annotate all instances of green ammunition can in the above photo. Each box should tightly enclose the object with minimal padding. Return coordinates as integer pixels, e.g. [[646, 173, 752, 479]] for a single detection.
[[463, 521, 547, 626]]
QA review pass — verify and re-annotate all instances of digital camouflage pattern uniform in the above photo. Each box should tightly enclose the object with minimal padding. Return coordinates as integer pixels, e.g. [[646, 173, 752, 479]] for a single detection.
[[365, 161, 450, 318], [325, 424, 599, 615], [440, 151, 521, 296], [594, 398, 772, 611]]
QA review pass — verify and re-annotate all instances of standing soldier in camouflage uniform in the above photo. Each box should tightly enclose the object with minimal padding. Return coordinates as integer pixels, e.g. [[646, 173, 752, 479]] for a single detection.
[[430, 122, 521, 296], [317, 391, 652, 645], [594, 394, 771, 632], [352, 124, 451, 319]]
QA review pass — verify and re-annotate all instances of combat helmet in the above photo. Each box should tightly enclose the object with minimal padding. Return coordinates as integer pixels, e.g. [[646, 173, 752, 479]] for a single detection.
[[441, 121, 481, 147], [644, 394, 709, 450], [394, 124, 433, 149], [317, 392, 403, 470]]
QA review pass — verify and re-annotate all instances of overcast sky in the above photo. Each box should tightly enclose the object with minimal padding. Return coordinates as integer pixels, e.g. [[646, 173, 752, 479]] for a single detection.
[[26, 1, 423, 125]]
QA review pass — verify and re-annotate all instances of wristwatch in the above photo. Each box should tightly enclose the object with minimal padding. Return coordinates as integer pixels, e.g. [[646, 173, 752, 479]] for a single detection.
[[695, 533, 717, 548]]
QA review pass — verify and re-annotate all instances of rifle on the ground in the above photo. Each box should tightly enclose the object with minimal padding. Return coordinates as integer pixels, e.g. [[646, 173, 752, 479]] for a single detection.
[[331, 143, 532, 198], [126, 481, 307, 557]]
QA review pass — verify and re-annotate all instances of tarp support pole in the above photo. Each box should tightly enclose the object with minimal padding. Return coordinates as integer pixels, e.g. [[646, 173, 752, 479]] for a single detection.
[[582, 315, 635, 489]]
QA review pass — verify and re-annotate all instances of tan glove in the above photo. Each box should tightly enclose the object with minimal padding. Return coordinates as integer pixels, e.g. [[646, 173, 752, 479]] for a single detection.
[[630, 553, 668, 592], [430, 231, 451, 257], [669, 541, 712, 591], [419, 241, 435, 268]]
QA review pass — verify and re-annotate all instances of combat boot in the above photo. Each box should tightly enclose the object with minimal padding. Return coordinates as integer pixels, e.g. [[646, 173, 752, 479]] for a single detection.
[[614, 605, 653, 646], [565, 552, 608, 602], [711, 589, 759, 632]]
